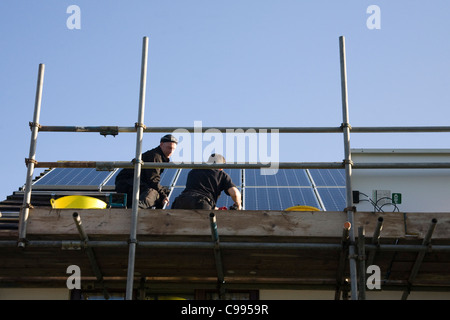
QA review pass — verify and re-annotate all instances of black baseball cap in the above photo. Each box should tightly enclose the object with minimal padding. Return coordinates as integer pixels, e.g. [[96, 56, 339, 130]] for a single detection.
[[160, 134, 178, 144]]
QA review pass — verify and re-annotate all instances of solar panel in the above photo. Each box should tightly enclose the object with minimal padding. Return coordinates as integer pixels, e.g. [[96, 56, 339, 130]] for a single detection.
[[244, 169, 311, 186], [308, 169, 345, 186], [31, 167, 347, 211], [174, 169, 189, 186], [160, 169, 178, 187], [33, 168, 113, 190], [223, 169, 242, 187], [244, 187, 319, 210], [316, 187, 346, 211]]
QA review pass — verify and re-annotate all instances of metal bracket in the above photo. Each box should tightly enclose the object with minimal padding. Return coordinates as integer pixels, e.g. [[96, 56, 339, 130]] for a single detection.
[[342, 159, 354, 166], [24, 158, 38, 166], [96, 162, 116, 172], [28, 121, 42, 130], [62, 240, 82, 250], [135, 122, 147, 130], [131, 158, 144, 165], [340, 122, 352, 130], [99, 126, 119, 137], [128, 238, 138, 245]]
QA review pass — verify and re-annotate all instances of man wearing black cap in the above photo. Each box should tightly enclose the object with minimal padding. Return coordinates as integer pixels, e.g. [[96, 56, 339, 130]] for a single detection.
[[171, 153, 242, 210], [115, 134, 178, 209]]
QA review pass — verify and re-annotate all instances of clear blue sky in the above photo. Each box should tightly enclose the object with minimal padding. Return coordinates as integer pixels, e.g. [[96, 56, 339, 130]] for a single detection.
[[1, 1, 450, 201]]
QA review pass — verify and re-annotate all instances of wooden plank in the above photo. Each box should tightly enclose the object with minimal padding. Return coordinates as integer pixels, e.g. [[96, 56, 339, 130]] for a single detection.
[[27, 208, 349, 238], [24, 208, 450, 239], [354, 212, 405, 238], [404, 212, 450, 238]]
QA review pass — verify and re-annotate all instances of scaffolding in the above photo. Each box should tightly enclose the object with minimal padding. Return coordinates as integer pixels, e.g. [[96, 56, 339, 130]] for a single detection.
[[8, 36, 450, 300]]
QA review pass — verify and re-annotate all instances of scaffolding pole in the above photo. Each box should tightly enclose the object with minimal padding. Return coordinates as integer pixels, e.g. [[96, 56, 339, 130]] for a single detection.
[[335, 221, 351, 300], [73, 212, 110, 299], [125, 36, 149, 300], [339, 35, 358, 300], [18, 63, 45, 248], [401, 218, 437, 300], [357, 226, 366, 300], [3, 239, 450, 252], [367, 217, 383, 267], [210, 213, 225, 298], [30, 160, 450, 170], [35, 125, 450, 134]]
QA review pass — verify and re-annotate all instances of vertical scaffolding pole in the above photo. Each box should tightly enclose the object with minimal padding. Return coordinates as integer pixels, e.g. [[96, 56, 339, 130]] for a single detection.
[[335, 221, 351, 300], [73, 212, 110, 299], [401, 218, 437, 300], [18, 63, 45, 248], [125, 36, 149, 300], [339, 36, 358, 300], [357, 226, 366, 300], [210, 213, 226, 299]]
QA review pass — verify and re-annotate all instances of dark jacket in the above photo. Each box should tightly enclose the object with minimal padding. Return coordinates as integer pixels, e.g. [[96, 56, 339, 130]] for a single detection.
[[181, 169, 236, 206], [115, 146, 169, 197]]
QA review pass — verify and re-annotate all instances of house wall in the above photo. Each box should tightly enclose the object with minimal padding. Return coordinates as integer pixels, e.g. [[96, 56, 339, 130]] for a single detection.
[[2, 287, 450, 300], [259, 289, 450, 300], [0, 288, 69, 300], [351, 149, 450, 213]]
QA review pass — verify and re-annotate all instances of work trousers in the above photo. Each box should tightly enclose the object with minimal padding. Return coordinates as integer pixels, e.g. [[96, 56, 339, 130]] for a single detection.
[[116, 183, 164, 209], [171, 192, 214, 210]]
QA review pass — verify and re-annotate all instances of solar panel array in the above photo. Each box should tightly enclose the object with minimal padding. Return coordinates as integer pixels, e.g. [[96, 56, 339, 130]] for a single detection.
[[33, 168, 117, 191], [32, 167, 346, 211]]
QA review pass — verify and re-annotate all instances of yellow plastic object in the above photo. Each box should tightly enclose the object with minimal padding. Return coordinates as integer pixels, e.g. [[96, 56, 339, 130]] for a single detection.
[[285, 205, 320, 211], [50, 195, 107, 209]]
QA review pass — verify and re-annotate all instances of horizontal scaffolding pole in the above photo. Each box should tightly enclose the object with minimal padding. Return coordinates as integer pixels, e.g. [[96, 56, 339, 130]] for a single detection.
[[31, 161, 450, 170], [36, 125, 450, 134], [2, 240, 450, 252], [353, 162, 450, 169], [37, 125, 340, 133], [33, 161, 344, 170]]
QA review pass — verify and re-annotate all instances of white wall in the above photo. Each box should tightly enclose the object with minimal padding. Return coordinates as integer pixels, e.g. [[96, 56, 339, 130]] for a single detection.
[[351, 149, 450, 213]]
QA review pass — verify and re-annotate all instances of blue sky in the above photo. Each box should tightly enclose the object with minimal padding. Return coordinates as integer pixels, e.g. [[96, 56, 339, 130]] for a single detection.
[[1, 1, 450, 201]]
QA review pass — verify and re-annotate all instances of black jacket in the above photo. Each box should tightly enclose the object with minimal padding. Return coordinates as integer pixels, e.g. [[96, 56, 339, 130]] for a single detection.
[[181, 169, 236, 206], [115, 146, 169, 197]]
